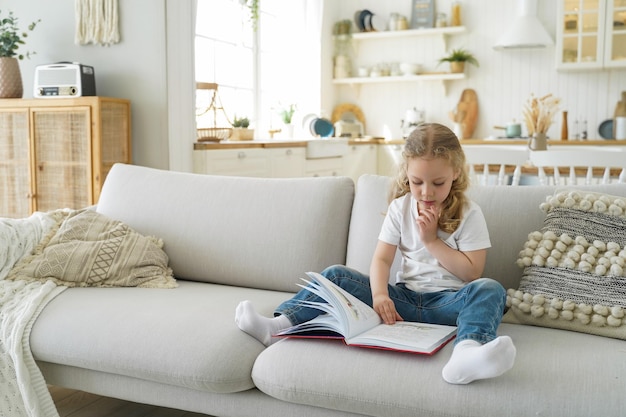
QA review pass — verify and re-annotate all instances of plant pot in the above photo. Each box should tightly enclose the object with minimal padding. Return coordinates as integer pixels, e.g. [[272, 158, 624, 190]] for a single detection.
[[449, 61, 465, 74], [528, 132, 547, 151], [281, 123, 294, 139], [230, 128, 254, 141], [0, 57, 23, 98]]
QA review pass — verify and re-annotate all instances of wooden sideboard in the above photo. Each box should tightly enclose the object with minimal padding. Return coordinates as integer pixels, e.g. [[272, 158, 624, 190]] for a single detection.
[[0, 97, 131, 218]]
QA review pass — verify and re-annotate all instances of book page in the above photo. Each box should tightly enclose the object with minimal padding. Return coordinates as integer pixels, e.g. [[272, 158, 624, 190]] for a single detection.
[[305, 272, 381, 338], [276, 312, 344, 337], [347, 321, 457, 354]]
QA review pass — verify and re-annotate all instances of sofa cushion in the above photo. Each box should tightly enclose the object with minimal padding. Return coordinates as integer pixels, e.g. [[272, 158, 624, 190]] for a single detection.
[[8, 209, 176, 289], [504, 189, 626, 339], [345, 175, 401, 281], [253, 323, 626, 417], [30, 280, 292, 394], [96, 164, 355, 293]]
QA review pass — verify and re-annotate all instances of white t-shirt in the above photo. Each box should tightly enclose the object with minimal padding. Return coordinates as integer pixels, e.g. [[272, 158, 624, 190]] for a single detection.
[[378, 193, 491, 293]]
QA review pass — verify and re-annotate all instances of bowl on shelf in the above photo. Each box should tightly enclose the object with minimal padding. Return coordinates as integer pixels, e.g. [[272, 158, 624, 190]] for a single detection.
[[399, 62, 421, 76]]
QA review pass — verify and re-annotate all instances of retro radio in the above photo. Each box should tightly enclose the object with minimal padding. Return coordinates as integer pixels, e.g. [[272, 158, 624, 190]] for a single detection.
[[34, 62, 96, 98]]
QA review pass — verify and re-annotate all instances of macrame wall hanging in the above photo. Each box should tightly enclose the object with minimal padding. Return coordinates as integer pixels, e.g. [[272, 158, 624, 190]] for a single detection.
[[74, 0, 120, 46]]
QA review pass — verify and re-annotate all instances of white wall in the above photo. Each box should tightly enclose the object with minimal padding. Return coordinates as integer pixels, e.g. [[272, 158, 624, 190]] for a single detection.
[[4, 0, 171, 170], [329, 0, 626, 140], [4, 0, 626, 174]]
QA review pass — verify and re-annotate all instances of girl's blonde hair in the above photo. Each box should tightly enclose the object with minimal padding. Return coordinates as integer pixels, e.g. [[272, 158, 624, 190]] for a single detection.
[[389, 123, 469, 234]]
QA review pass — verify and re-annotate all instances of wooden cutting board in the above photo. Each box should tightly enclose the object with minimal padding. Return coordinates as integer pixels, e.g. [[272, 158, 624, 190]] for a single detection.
[[457, 89, 478, 139]]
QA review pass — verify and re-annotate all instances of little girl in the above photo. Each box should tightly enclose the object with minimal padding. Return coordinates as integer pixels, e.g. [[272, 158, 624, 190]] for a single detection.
[[236, 123, 516, 384]]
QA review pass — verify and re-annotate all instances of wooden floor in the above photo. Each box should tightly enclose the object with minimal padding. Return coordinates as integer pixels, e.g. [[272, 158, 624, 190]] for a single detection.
[[49, 385, 211, 417]]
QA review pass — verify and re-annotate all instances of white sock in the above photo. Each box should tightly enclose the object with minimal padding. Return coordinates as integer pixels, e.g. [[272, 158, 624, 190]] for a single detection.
[[235, 300, 292, 346], [442, 336, 516, 384]]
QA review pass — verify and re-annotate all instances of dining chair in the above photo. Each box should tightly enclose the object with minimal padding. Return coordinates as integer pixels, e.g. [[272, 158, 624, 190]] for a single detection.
[[529, 147, 626, 186], [462, 145, 530, 186]]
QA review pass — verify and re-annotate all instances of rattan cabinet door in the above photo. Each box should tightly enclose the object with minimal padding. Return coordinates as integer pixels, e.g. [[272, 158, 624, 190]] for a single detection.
[[31, 106, 92, 212], [0, 108, 31, 218]]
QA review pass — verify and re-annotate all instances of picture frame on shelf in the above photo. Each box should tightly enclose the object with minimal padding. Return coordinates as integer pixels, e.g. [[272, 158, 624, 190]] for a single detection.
[[410, 0, 435, 29]]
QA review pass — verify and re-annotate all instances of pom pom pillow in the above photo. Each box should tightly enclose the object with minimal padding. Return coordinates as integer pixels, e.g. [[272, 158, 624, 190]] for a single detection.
[[502, 189, 626, 340], [8, 209, 177, 289]]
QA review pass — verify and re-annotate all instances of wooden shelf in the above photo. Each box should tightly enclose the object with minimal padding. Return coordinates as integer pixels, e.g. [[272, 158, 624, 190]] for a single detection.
[[333, 26, 468, 95], [333, 72, 465, 85], [346, 26, 466, 41]]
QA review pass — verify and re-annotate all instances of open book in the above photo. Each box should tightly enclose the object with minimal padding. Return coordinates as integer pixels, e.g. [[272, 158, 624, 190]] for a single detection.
[[276, 272, 457, 355]]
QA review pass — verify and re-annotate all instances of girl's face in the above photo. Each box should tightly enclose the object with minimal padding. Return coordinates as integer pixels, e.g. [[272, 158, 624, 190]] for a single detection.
[[406, 156, 458, 213]]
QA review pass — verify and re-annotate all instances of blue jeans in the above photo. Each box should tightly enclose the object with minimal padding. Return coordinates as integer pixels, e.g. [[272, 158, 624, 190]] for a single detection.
[[275, 265, 507, 344]]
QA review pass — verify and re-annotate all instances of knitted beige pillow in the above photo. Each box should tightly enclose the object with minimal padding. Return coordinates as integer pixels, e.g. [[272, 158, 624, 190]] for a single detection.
[[8, 209, 176, 289], [502, 190, 626, 340]]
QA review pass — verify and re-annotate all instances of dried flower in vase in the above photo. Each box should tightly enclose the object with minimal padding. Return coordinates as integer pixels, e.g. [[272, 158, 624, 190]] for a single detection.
[[522, 94, 561, 135]]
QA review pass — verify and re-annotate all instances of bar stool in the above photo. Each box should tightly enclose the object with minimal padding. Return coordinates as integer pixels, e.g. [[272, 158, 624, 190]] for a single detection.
[[462, 145, 530, 186], [529, 147, 626, 186]]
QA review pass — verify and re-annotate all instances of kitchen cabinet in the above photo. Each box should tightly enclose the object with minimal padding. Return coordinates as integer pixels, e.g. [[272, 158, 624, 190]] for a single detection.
[[377, 144, 404, 177], [343, 143, 378, 184], [194, 142, 377, 179], [556, 0, 626, 70], [0, 97, 131, 218], [333, 26, 467, 93], [269, 147, 306, 177], [193, 148, 271, 177], [305, 157, 344, 177], [193, 145, 307, 178]]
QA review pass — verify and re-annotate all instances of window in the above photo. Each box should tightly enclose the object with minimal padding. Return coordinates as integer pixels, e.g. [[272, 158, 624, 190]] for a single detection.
[[194, 0, 321, 138]]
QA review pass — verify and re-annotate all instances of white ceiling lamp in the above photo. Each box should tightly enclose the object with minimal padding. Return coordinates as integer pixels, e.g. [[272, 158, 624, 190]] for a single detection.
[[493, 0, 554, 50]]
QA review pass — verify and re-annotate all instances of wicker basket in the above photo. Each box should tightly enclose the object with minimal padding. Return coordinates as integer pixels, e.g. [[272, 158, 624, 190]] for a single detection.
[[197, 127, 232, 142]]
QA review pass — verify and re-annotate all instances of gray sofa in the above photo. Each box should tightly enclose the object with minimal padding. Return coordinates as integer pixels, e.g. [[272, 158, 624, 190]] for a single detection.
[[32, 163, 626, 417]]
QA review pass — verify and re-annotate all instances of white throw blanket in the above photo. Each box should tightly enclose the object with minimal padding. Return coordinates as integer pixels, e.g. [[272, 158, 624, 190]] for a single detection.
[[0, 212, 67, 417]]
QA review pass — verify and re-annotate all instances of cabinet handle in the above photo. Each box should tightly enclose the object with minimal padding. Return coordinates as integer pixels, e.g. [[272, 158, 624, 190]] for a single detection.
[[38, 163, 44, 171], [238, 152, 246, 159], [285, 149, 292, 156]]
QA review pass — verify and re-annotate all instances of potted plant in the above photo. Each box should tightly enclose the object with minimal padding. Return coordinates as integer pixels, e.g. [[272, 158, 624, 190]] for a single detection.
[[278, 103, 296, 125], [277, 103, 296, 139], [437, 48, 479, 74], [0, 10, 40, 98], [230, 115, 254, 141]]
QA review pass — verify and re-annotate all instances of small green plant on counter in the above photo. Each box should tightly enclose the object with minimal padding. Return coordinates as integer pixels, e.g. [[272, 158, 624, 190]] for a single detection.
[[278, 104, 296, 124], [232, 115, 250, 128]]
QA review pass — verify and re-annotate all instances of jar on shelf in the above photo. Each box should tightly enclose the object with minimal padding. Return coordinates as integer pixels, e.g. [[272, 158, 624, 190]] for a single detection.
[[436, 13, 447, 28], [388, 13, 399, 31], [450, 1, 462, 26], [396, 15, 408, 30]]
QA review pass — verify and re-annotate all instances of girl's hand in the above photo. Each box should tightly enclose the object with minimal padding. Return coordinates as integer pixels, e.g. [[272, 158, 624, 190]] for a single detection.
[[373, 294, 403, 325], [416, 204, 439, 244]]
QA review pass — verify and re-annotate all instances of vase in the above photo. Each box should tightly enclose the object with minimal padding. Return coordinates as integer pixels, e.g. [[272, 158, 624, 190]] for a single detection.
[[281, 123, 294, 139], [528, 132, 547, 151], [230, 128, 254, 141], [450, 61, 465, 74], [0, 57, 24, 98]]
